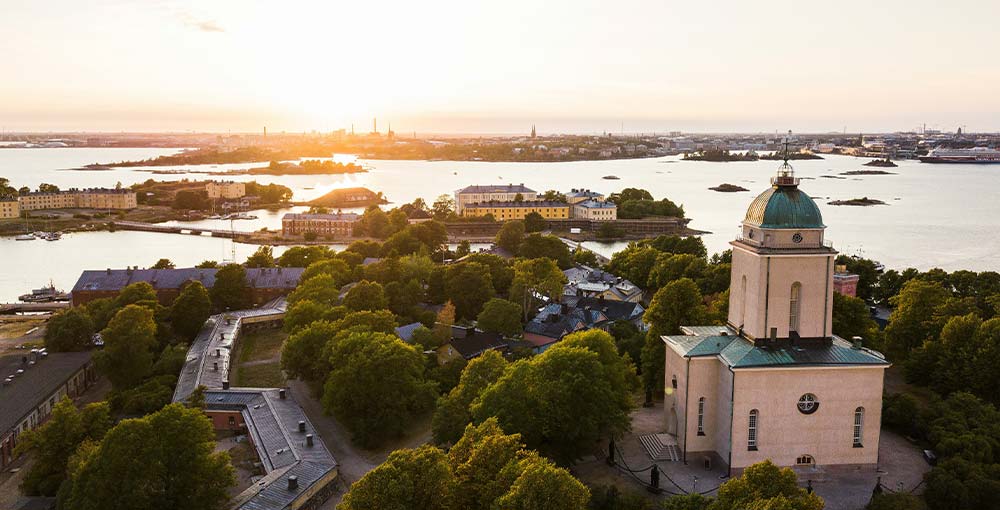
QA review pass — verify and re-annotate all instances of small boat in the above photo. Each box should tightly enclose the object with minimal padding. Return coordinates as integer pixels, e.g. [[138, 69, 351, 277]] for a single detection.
[[15, 234, 35, 241], [44, 232, 62, 241], [19, 282, 70, 303]]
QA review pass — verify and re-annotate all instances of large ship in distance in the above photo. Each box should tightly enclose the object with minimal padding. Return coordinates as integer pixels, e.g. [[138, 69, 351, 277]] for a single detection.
[[919, 146, 1000, 164]]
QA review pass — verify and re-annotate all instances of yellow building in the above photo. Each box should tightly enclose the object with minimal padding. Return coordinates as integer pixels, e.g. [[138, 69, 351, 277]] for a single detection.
[[18, 189, 136, 211], [0, 197, 19, 219], [461, 200, 570, 221], [206, 181, 246, 200]]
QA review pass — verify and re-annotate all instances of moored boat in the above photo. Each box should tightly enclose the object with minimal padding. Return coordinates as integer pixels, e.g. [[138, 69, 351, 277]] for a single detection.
[[919, 147, 1000, 164]]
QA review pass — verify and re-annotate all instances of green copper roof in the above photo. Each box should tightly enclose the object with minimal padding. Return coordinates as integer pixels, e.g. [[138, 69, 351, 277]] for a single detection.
[[744, 186, 824, 229], [666, 331, 889, 368]]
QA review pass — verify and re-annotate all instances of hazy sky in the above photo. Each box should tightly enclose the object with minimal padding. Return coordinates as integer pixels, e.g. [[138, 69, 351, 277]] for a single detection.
[[3, 0, 998, 133]]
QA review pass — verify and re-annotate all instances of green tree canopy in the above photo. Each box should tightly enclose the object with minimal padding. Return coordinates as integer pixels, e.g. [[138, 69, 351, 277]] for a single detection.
[[14, 399, 111, 496], [519, 234, 572, 269], [510, 258, 566, 322], [277, 245, 334, 267], [323, 331, 437, 447], [445, 262, 496, 320], [115, 281, 157, 308], [710, 460, 823, 510], [523, 212, 547, 233], [44, 307, 95, 352], [301, 258, 352, 287], [338, 445, 456, 510], [96, 305, 157, 390], [169, 281, 212, 341], [150, 258, 175, 269], [244, 245, 276, 268], [495, 220, 526, 255], [62, 403, 235, 510], [885, 279, 951, 360], [343, 280, 389, 312], [642, 278, 708, 393], [472, 331, 636, 463], [832, 292, 878, 341], [432, 350, 509, 445], [283, 300, 348, 333], [209, 264, 250, 311], [476, 298, 523, 337], [287, 273, 341, 307]]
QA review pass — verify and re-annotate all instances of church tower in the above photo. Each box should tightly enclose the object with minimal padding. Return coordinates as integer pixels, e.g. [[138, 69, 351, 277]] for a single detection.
[[727, 141, 836, 342]]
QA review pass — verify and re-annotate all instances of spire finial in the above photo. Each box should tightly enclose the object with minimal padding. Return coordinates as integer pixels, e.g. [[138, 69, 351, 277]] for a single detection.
[[772, 130, 799, 187]]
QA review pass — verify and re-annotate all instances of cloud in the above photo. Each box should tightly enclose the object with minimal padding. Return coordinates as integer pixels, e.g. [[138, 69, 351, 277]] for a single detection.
[[176, 10, 225, 33]]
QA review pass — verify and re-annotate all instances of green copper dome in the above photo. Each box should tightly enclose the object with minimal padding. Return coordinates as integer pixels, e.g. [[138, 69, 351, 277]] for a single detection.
[[744, 185, 824, 229]]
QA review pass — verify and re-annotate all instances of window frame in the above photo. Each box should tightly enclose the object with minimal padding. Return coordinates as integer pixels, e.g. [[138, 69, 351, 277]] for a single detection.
[[748, 409, 759, 451], [853, 407, 864, 447], [697, 397, 706, 436]]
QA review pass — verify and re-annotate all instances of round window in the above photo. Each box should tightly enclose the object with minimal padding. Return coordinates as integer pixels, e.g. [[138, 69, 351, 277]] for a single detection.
[[797, 393, 819, 414], [792, 232, 803, 243]]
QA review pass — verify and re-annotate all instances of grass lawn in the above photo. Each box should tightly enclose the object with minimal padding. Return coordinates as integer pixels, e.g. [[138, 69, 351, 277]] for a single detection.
[[236, 329, 287, 363], [232, 328, 288, 388]]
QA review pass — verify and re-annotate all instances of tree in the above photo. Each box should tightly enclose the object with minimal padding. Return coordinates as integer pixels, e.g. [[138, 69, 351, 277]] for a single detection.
[[323, 332, 437, 447], [495, 220, 526, 255], [277, 245, 334, 267], [462, 253, 515, 297], [445, 262, 495, 320], [510, 258, 566, 321], [647, 235, 708, 258], [572, 247, 599, 267], [476, 298, 523, 336], [170, 281, 211, 341], [866, 493, 927, 510], [83, 298, 117, 331], [172, 189, 207, 210], [45, 308, 95, 352], [885, 279, 950, 360], [432, 350, 509, 445], [38, 182, 61, 193], [301, 258, 351, 286], [607, 244, 660, 289], [14, 399, 111, 496], [151, 258, 175, 269], [710, 460, 823, 510], [244, 245, 275, 268], [523, 212, 546, 233], [608, 188, 653, 203], [209, 264, 250, 311], [456, 240, 471, 257], [283, 299, 347, 333], [62, 404, 235, 510], [95, 305, 157, 390], [115, 281, 157, 308], [642, 278, 707, 393], [432, 194, 455, 220], [287, 273, 341, 306], [338, 446, 456, 510], [472, 331, 636, 463], [832, 292, 877, 341], [542, 190, 567, 202], [342, 418, 589, 510], [344, 280, 389, 312], [519, 234, 572, 269], [434, 301, 457, 346], [195, 260, 219, 269]]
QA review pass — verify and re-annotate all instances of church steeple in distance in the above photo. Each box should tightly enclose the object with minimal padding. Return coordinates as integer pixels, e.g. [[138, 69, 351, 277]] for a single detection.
[[530, 124, 536, 138]]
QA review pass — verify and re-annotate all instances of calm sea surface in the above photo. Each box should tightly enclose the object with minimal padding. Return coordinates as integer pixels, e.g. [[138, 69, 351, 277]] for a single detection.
[[1, 147, 998, 302]]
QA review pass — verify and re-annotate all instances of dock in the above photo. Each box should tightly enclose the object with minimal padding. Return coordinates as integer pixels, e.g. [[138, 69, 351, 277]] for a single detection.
[[558, 237, 611, 265], [0, 302, 70, 314]]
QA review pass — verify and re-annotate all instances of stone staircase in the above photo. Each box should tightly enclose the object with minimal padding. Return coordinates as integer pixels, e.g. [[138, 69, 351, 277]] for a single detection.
[[639, 433, 680, 462]]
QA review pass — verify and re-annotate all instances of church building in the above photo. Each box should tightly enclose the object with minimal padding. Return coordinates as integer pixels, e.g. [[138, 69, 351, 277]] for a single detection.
[[662, 158, 889, 476]]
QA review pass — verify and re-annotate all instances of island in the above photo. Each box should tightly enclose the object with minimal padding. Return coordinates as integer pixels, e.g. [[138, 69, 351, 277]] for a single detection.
[[840, 169, 896, 176], [602, 175, 621, 180], [307, 187, 388, 209], [223, 159, 365, 176], [683, 149, 758, 162], [863, 158, 898, 168], [828, 197, 886, 206], [709, 183, 750, 192]]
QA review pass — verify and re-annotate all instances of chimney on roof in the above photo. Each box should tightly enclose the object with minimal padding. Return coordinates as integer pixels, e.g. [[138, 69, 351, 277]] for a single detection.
[[279, 388, 286, 399], [306, 434, 314, 447], [298, 421, 306, 433], [851, 336, 863, 349], [719, 329, 729, 336], [287, 476, 298, 491], [106, 268, 111, 274]]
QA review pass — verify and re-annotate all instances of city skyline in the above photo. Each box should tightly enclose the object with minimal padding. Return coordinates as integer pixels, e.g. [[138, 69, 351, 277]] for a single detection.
[[3, 0, 999, 133]]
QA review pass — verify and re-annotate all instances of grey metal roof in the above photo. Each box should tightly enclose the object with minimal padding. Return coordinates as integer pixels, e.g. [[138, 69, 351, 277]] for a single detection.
[[574, 199, 617, 209], [448, 332, 507, 359], [172, 299, 288, 403], [72, 267, 305, 293], [0, 352, 93, 435], [456, 184, 536, 194], [395, 322, 423, 343], [281, 213, 359, 221]]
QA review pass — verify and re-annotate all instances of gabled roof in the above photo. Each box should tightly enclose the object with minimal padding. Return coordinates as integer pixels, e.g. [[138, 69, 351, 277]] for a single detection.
[[447, 332, 508, 359], [457, 184, 536, 194], [0, 352, 93, 435], [395, 322, 423, 343]]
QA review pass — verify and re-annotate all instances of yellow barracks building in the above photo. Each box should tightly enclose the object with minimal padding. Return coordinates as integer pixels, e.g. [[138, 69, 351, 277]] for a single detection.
[[461, 200, 570, 221]]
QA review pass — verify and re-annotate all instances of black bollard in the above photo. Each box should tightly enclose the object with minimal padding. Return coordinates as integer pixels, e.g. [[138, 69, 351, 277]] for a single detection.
[[650, 465, 660, 489], [643, 389, 654, 408], [607, 438, 616, 465], [807, 479, 813, 494]]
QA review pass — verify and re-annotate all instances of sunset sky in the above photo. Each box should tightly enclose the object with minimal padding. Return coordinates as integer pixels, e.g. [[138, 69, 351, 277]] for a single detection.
[[3, 0, 999, 133]]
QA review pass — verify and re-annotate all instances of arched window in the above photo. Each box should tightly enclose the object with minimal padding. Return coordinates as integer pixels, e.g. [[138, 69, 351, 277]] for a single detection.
[[748, 409, 758, 451], [789, 282, 802, 333], [697, 397, 706, 436], [853, 407, 865, 447], [796, 454, 815, 466]]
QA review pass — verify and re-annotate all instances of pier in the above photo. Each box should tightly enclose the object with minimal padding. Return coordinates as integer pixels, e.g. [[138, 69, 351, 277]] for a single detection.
[[558, 237, 611, 265], [112, 221, 253, 239], [0, 302, 70, 314]]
